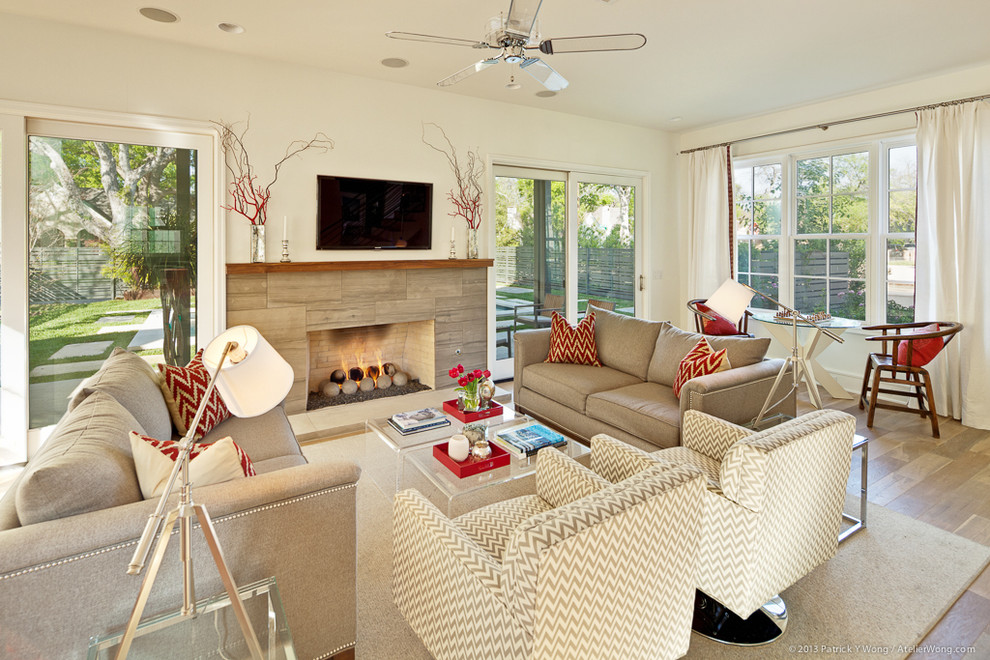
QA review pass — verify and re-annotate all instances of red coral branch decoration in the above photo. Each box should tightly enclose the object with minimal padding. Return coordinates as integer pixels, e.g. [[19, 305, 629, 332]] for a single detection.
[[214, 117, 333, 225], [423, 123, 484, 229]]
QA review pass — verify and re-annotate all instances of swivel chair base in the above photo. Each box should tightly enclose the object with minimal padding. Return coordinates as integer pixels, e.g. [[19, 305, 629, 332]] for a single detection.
[[692, 591, 787, 646]]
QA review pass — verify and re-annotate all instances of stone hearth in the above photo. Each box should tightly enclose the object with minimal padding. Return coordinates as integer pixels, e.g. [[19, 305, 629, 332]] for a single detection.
[[226, 260, 490, 414]]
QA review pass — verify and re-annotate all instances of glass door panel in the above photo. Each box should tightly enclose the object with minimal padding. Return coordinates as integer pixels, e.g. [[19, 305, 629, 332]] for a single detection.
[[494, 172, 566, 368], [27, 135, 198, 428], [575, 181, 636, 317]]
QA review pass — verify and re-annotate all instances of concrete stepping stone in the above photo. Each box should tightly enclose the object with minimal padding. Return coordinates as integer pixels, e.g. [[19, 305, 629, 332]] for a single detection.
[[96, 315, 136, 325], [30, 358, 106, 378], [49, 340, 114, 361]]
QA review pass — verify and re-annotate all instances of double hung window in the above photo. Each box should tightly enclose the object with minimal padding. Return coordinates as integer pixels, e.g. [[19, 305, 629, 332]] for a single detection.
[[733, 137, 917, 323]]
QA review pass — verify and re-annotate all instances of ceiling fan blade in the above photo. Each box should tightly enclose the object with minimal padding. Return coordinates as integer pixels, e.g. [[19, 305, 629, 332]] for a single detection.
[[505, 0, 544, 38], [520, 57, 568, 91], [386, 31, 490, 49], [437, 58, 501, 87], [537, 33, 647, 55]]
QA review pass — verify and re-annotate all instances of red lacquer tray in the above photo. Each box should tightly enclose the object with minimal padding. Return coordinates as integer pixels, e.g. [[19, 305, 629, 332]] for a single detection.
[[442, 399, 504, 423], [433, 441, 510, 478]]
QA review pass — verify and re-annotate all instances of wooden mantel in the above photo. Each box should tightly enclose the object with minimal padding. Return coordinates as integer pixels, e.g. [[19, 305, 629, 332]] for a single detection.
[[226, 258, 494, 275]]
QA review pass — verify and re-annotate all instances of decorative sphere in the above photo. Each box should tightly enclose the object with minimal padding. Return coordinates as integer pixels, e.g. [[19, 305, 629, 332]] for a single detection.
[[322, 381, 340, 397], [341, 379, 358, 395], [392, 371, 408, 387], [366, 365, 380, 379], [317, 379, 331, 394], [330, 369, 347, 384], [382, 362, 398, 376], [349, 367, 365, 382], [359, 378, 375, 392], [376, 374, 392, 389]]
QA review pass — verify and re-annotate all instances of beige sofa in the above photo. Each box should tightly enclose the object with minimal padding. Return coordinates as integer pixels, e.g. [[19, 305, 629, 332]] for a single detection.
[[0, 348, 359, 660], [514, 305, 796, 451]]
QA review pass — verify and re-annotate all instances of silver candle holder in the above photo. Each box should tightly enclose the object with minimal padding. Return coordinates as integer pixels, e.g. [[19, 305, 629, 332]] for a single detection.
[[280, 239, 291, 263]]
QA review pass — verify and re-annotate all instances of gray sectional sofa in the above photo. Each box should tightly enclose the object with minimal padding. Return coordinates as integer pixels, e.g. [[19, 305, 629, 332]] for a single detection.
[[0, 348, 359, 660], [514, 305, 796, 451]]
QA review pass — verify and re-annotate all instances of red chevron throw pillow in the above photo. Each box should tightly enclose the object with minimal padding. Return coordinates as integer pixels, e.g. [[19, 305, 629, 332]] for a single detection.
[[129, 431, 256, 499], [545, 311, 602, 366], [672, 338, 731, 398], [158, 349, 230, 439]]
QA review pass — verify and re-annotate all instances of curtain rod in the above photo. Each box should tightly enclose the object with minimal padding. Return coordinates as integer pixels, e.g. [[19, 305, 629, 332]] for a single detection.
[[678, 92, 990, 155]]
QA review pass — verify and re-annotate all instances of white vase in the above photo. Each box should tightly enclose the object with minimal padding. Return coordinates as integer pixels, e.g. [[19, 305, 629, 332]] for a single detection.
[[467, 225, 479, 260], [448, 434, 470, 462]]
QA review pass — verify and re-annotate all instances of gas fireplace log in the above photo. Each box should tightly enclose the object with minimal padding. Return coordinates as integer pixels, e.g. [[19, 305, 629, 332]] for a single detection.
[[341, 379, 358, 395], [392, 371, 408, 387], [376, 374, 392, 389]]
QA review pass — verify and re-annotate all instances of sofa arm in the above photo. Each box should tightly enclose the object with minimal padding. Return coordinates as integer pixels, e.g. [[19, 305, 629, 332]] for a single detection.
[[0, 460, 360, 660], [680, 409, 753, 462], [679, 358, 795, 428], [513, 328, 551, 403], [590, 433, 668, 483], [536, 447, 611, 508]]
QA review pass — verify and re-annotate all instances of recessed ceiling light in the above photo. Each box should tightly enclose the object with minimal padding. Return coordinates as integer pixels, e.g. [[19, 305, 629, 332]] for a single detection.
[[218, 22, 245, 34], [139, 7, 179, 23], [381, 58, 409, 68], [535, 90, 557, 98], [669, 116, 683, 123]]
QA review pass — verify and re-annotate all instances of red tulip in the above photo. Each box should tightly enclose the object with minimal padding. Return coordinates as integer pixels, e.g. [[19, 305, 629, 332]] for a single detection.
[[472, 369, 483, 378], [483, 370, 491, 378], [458, 377, 467, 387], [457, 364, 465, 374], [448, 368, 458, 379]]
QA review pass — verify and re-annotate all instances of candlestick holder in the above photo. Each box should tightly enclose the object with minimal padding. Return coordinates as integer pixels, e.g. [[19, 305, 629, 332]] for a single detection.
[[280, 239, 291, 263], [448, 238, 457, 259]]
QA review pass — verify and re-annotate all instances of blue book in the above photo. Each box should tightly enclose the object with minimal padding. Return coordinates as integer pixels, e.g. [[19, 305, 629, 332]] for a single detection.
[[494, 423, 567, 458]]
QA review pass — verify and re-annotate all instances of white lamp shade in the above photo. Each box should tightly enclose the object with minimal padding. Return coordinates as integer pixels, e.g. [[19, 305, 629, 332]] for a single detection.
[[202, 325, 294, 418], [705, 279, 755, 324]]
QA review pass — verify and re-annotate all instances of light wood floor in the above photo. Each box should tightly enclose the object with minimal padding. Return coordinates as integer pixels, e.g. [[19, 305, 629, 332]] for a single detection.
[[803, 390, 990, 658]]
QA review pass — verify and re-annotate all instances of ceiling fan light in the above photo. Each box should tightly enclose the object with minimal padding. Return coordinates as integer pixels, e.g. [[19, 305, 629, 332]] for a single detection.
[[506, 76, 522, 90]]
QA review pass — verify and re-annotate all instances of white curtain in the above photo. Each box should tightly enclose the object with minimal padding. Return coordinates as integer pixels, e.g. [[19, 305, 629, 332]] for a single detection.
[[915, 100, 990, 429], [686, 146, 730, 302]]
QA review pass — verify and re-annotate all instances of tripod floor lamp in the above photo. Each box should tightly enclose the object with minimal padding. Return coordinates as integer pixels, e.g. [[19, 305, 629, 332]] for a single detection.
[[115, 325, 294, 660], [703, 279, 844, 426]]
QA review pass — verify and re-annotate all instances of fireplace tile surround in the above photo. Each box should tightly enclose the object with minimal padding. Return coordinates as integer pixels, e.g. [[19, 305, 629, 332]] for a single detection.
[[226, 260, 492, 415]]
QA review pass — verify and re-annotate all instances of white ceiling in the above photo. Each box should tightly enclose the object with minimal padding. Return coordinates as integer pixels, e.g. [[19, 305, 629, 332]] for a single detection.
[[4, 0, 990, 131]]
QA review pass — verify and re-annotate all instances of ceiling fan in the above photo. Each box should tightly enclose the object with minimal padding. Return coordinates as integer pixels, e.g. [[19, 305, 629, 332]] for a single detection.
[[386, 0, 646, 92]]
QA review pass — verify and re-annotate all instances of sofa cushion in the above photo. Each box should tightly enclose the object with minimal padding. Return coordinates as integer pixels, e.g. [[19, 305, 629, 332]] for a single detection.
[[522, 362, 642, 414], [200, 406, 302, 463], [586, 382, 682, 448], [67, 347, 173, 443], [648, 323, 770, 387], [15, 391, 144, 526], [545, 311, 601, 366], [589, 305, 664, 380], [158, 349, 231, 439], [130, 432, 257, 499]]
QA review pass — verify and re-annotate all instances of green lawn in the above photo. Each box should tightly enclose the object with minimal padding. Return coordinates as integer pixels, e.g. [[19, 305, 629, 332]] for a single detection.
[[28, 298, 164, 383]]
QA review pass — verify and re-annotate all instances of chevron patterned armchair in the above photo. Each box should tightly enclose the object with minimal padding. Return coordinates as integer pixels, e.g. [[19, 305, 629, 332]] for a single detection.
[[653, 409, 856, 645], [393, 439, 706, 660]]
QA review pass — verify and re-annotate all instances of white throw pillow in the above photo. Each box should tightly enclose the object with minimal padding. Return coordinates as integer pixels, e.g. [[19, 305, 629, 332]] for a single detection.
[[129, 432, 256, 499]]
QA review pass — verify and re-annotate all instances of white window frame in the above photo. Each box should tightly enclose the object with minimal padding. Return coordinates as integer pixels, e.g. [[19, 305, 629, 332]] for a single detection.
[[733, 132, 916, 325], [0, 101, 222, 462]]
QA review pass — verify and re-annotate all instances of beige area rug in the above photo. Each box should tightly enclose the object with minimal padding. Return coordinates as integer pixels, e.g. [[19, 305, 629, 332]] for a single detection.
[[302, 436, 990, 660]]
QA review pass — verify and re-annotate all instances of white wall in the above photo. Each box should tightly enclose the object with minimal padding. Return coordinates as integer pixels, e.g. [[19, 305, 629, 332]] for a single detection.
[[674, 62, 990, 396], [0, 13, 681, 322]]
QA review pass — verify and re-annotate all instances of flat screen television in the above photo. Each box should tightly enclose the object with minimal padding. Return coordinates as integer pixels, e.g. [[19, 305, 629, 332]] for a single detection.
[[316, 175, 432, 250]]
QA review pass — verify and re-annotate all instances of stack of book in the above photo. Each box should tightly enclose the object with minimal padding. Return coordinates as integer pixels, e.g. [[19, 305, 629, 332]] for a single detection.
[[388, 407, 450, 435], [493, 423, 567, 458]]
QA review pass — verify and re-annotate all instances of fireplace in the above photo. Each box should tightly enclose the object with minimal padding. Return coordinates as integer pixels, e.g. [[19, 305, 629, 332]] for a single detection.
[[225, 260, 490, 415], [307, 321, 435, 408]]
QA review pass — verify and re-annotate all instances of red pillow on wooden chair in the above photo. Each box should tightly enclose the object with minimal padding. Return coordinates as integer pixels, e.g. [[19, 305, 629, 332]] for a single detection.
[[896, 323, 943, 367], [697, 303, 740, 335]]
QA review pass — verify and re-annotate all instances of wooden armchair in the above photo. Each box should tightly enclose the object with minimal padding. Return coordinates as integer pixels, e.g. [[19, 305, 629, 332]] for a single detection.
[[686, 298, 753, 336], [859, 321, 963, 437]]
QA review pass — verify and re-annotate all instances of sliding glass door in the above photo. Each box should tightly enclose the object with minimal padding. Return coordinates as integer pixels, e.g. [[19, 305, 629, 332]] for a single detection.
[[492, 165, 643, 378], [494, 168, 567, 367], [26, 123, 201, 429]]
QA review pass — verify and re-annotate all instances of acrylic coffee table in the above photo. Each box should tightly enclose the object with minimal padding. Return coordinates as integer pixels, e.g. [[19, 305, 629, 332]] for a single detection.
[[398, 419, 590, 518]]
